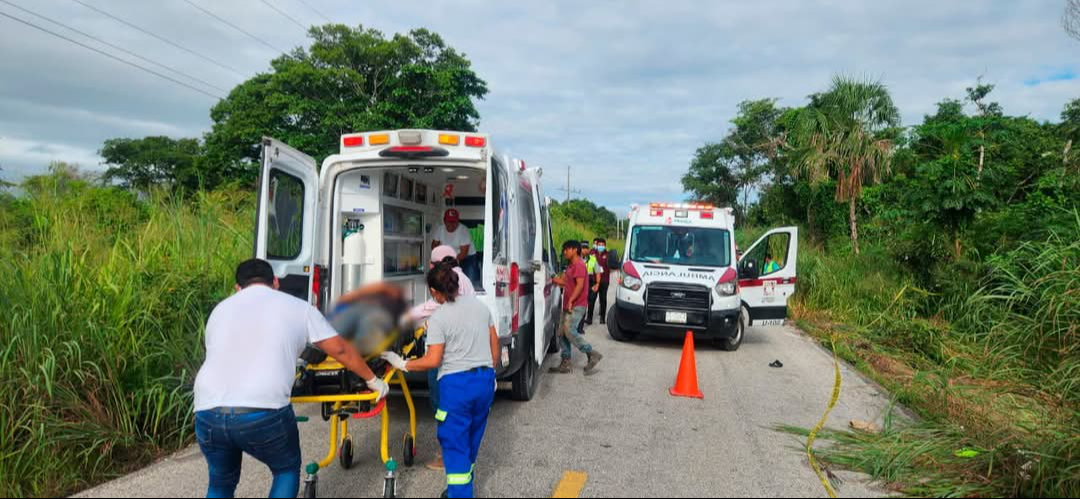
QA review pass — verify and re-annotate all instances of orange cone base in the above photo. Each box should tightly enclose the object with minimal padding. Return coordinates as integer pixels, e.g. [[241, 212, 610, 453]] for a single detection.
[[669, 387, 704, 399]]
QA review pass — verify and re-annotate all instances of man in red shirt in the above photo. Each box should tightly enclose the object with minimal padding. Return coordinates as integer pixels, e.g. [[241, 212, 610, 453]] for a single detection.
[[550, 240, 604, 375]]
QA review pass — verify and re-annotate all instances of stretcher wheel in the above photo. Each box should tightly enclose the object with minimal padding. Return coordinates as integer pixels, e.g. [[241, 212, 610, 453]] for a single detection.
[[383, 476, 396, 499], [321, 402, 333, 422], [339, 437, 355, 469], [402, 433, 416, 467]]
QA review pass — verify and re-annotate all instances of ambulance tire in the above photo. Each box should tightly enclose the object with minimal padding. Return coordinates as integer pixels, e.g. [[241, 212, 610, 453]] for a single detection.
[[510, 352, 538, 401], [548, 330, 560, 354], [716, 307, 747, 352], [607, 308, 638, 342]]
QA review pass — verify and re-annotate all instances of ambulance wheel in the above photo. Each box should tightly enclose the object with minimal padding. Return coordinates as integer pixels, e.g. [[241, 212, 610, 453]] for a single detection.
[[510, 354, 538, 401], [339, 437, 354, 469], [607, 308, 637, 342], [402, 433, 416, 467], [716, 309, 746, 352], [303, 479, 317, 498]]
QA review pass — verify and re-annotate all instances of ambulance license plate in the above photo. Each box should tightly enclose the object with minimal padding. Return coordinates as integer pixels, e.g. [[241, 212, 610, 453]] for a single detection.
[[666, 311, 688, 324]]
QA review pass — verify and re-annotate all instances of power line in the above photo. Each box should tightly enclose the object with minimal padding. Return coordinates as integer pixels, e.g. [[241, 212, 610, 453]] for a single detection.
[[1, 0, 227, 94], [292, 0, 331, 24], [68, 0, 245, 79], [0, 9, 223, 100], [179, 0, 287, 54], [259, 0, 308, 34], [558, 165, 582, 203]]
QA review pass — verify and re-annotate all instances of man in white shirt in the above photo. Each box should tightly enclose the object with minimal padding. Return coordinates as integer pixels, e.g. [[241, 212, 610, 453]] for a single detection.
[[431, 209, 475, 263], [192, 259, 389, 499]]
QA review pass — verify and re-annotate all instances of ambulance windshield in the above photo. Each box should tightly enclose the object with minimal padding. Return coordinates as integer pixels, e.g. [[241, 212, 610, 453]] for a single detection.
[[629, 226, 730, 267]]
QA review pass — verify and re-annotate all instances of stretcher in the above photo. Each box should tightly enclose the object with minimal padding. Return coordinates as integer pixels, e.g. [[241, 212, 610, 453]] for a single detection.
[[291, 327, 426, 498]]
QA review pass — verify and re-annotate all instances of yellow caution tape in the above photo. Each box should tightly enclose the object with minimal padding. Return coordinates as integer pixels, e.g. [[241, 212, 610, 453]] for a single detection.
[[807, 334, 842, 498]]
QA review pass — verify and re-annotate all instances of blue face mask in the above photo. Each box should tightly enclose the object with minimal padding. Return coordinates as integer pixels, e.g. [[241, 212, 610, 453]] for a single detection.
[[596, 245, 606, 252]]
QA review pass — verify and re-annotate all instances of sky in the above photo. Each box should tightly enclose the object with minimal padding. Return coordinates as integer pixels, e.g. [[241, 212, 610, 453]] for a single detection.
[[0, 0, 1077, 213]]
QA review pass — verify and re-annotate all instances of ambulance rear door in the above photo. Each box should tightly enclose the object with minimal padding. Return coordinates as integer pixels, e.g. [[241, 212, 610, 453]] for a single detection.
[[254, 137, 319, 302]]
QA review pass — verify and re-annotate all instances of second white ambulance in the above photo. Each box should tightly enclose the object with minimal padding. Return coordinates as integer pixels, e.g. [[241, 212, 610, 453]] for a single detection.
[[608, 203, 798, 351]]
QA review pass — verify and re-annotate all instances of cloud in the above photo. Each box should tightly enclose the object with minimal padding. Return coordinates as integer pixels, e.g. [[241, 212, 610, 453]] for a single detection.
[[0, 0, 1077, 211], [0, 136, 101, 172]]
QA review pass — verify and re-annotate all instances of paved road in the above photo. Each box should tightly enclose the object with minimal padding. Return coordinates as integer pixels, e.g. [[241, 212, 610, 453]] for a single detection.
[[78, 301, 894, 498]]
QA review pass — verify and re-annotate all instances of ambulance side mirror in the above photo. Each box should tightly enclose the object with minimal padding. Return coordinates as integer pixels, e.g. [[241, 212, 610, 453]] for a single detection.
[[740, 260, 759, 280]]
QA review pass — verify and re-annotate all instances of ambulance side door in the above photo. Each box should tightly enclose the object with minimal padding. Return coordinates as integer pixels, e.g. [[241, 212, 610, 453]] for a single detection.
[[254, 137, 319, 302], [532, 186, 558, 366], [737, 227, 798, 326]]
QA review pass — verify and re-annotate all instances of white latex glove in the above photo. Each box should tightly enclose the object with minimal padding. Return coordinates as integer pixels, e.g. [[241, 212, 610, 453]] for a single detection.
[[381, 352, 409, 373], [366, 376, 390, 402]]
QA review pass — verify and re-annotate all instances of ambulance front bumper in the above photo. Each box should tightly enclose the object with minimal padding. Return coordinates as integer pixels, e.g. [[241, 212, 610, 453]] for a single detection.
[[613, 300, 740, 339]]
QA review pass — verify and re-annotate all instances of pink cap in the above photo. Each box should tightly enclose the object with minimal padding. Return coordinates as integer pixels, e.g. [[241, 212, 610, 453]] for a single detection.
[[431, 245, 458, 264]]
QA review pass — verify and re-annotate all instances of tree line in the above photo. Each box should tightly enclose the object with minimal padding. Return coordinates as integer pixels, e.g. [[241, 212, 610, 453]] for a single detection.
[[683, 76, 1078, 268], [99, 24, 488, 192]]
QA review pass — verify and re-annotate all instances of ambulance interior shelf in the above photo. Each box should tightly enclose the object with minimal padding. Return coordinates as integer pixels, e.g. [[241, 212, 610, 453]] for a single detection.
[[382, 204, 425, 277]]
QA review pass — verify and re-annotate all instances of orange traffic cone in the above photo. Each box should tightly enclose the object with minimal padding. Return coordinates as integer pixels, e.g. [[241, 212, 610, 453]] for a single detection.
[[670, 331, 704, 399]]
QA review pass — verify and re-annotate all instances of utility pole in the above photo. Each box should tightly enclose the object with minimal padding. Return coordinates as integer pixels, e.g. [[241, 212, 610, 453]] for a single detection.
[[558, 165, 581, 203]]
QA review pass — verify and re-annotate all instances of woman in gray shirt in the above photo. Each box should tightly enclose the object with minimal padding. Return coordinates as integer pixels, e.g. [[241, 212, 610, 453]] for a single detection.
[[382, 264, 499, 498]]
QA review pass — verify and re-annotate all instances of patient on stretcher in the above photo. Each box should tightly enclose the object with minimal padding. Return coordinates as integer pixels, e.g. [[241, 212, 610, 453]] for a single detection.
[[292, 283, 415, 397]]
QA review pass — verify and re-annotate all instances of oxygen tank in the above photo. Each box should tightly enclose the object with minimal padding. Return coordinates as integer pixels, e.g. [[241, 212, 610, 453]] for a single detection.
[[342, 225, 364, 294]]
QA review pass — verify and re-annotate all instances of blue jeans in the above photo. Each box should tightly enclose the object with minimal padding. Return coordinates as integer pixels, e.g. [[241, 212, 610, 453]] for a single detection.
[[461, 254, 482, 288], [428, 368, 441, 412], [194, 406, 301, 498], [437, 368, 496, 498], [560, 307, 593, 360]]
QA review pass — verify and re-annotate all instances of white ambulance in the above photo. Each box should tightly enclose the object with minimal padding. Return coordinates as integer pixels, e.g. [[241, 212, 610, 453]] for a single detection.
[[253, 131, 562, 401], [608, 202, 798, 351]]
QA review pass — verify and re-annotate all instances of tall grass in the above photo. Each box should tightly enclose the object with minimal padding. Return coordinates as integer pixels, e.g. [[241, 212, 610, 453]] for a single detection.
[[551, 214, 625, 257], [780, 216, 1080, 497], [0, 173, 252, 497]]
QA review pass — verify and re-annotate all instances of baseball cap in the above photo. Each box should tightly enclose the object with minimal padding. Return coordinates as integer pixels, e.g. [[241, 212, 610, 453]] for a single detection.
[[431, 245, 457, 263], [444, 209, 460, 223]]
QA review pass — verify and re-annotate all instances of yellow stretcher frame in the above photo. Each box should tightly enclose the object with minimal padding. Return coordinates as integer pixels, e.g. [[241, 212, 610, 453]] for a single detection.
[[291, 328, 424, 475]]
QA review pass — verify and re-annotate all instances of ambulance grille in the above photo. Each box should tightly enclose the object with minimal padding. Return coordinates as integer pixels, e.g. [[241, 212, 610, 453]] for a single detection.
[[646, 283, 710, 311]]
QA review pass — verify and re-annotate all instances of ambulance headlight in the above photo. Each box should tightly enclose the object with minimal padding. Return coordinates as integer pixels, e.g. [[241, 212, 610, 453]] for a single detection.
[[715, 281, 736, 297], [622, 275, 643, 291]]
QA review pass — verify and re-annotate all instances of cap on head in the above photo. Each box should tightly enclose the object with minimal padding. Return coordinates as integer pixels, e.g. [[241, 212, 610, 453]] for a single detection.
[[431, 245, 457, 263], [444, 209, 460, 223]]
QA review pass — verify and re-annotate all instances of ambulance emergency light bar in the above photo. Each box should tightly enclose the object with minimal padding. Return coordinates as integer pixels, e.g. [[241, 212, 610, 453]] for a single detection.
[[340, 131, 487, 150], [649, 202, 717, 219]]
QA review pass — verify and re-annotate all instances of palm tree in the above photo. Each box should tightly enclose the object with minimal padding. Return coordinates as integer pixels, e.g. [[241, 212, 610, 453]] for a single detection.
[[783, 76, 901, 254]]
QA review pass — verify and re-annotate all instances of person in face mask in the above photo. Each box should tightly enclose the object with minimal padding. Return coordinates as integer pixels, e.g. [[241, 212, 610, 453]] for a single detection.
[[587, 238, 612, 325]]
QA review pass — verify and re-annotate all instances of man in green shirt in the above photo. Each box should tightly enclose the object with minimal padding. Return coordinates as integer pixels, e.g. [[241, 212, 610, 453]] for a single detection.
[[763, 253, 781, 275]]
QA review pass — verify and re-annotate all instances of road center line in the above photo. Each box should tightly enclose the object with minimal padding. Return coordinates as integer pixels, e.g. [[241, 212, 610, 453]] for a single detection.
[[551, 470, 588, 498]]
